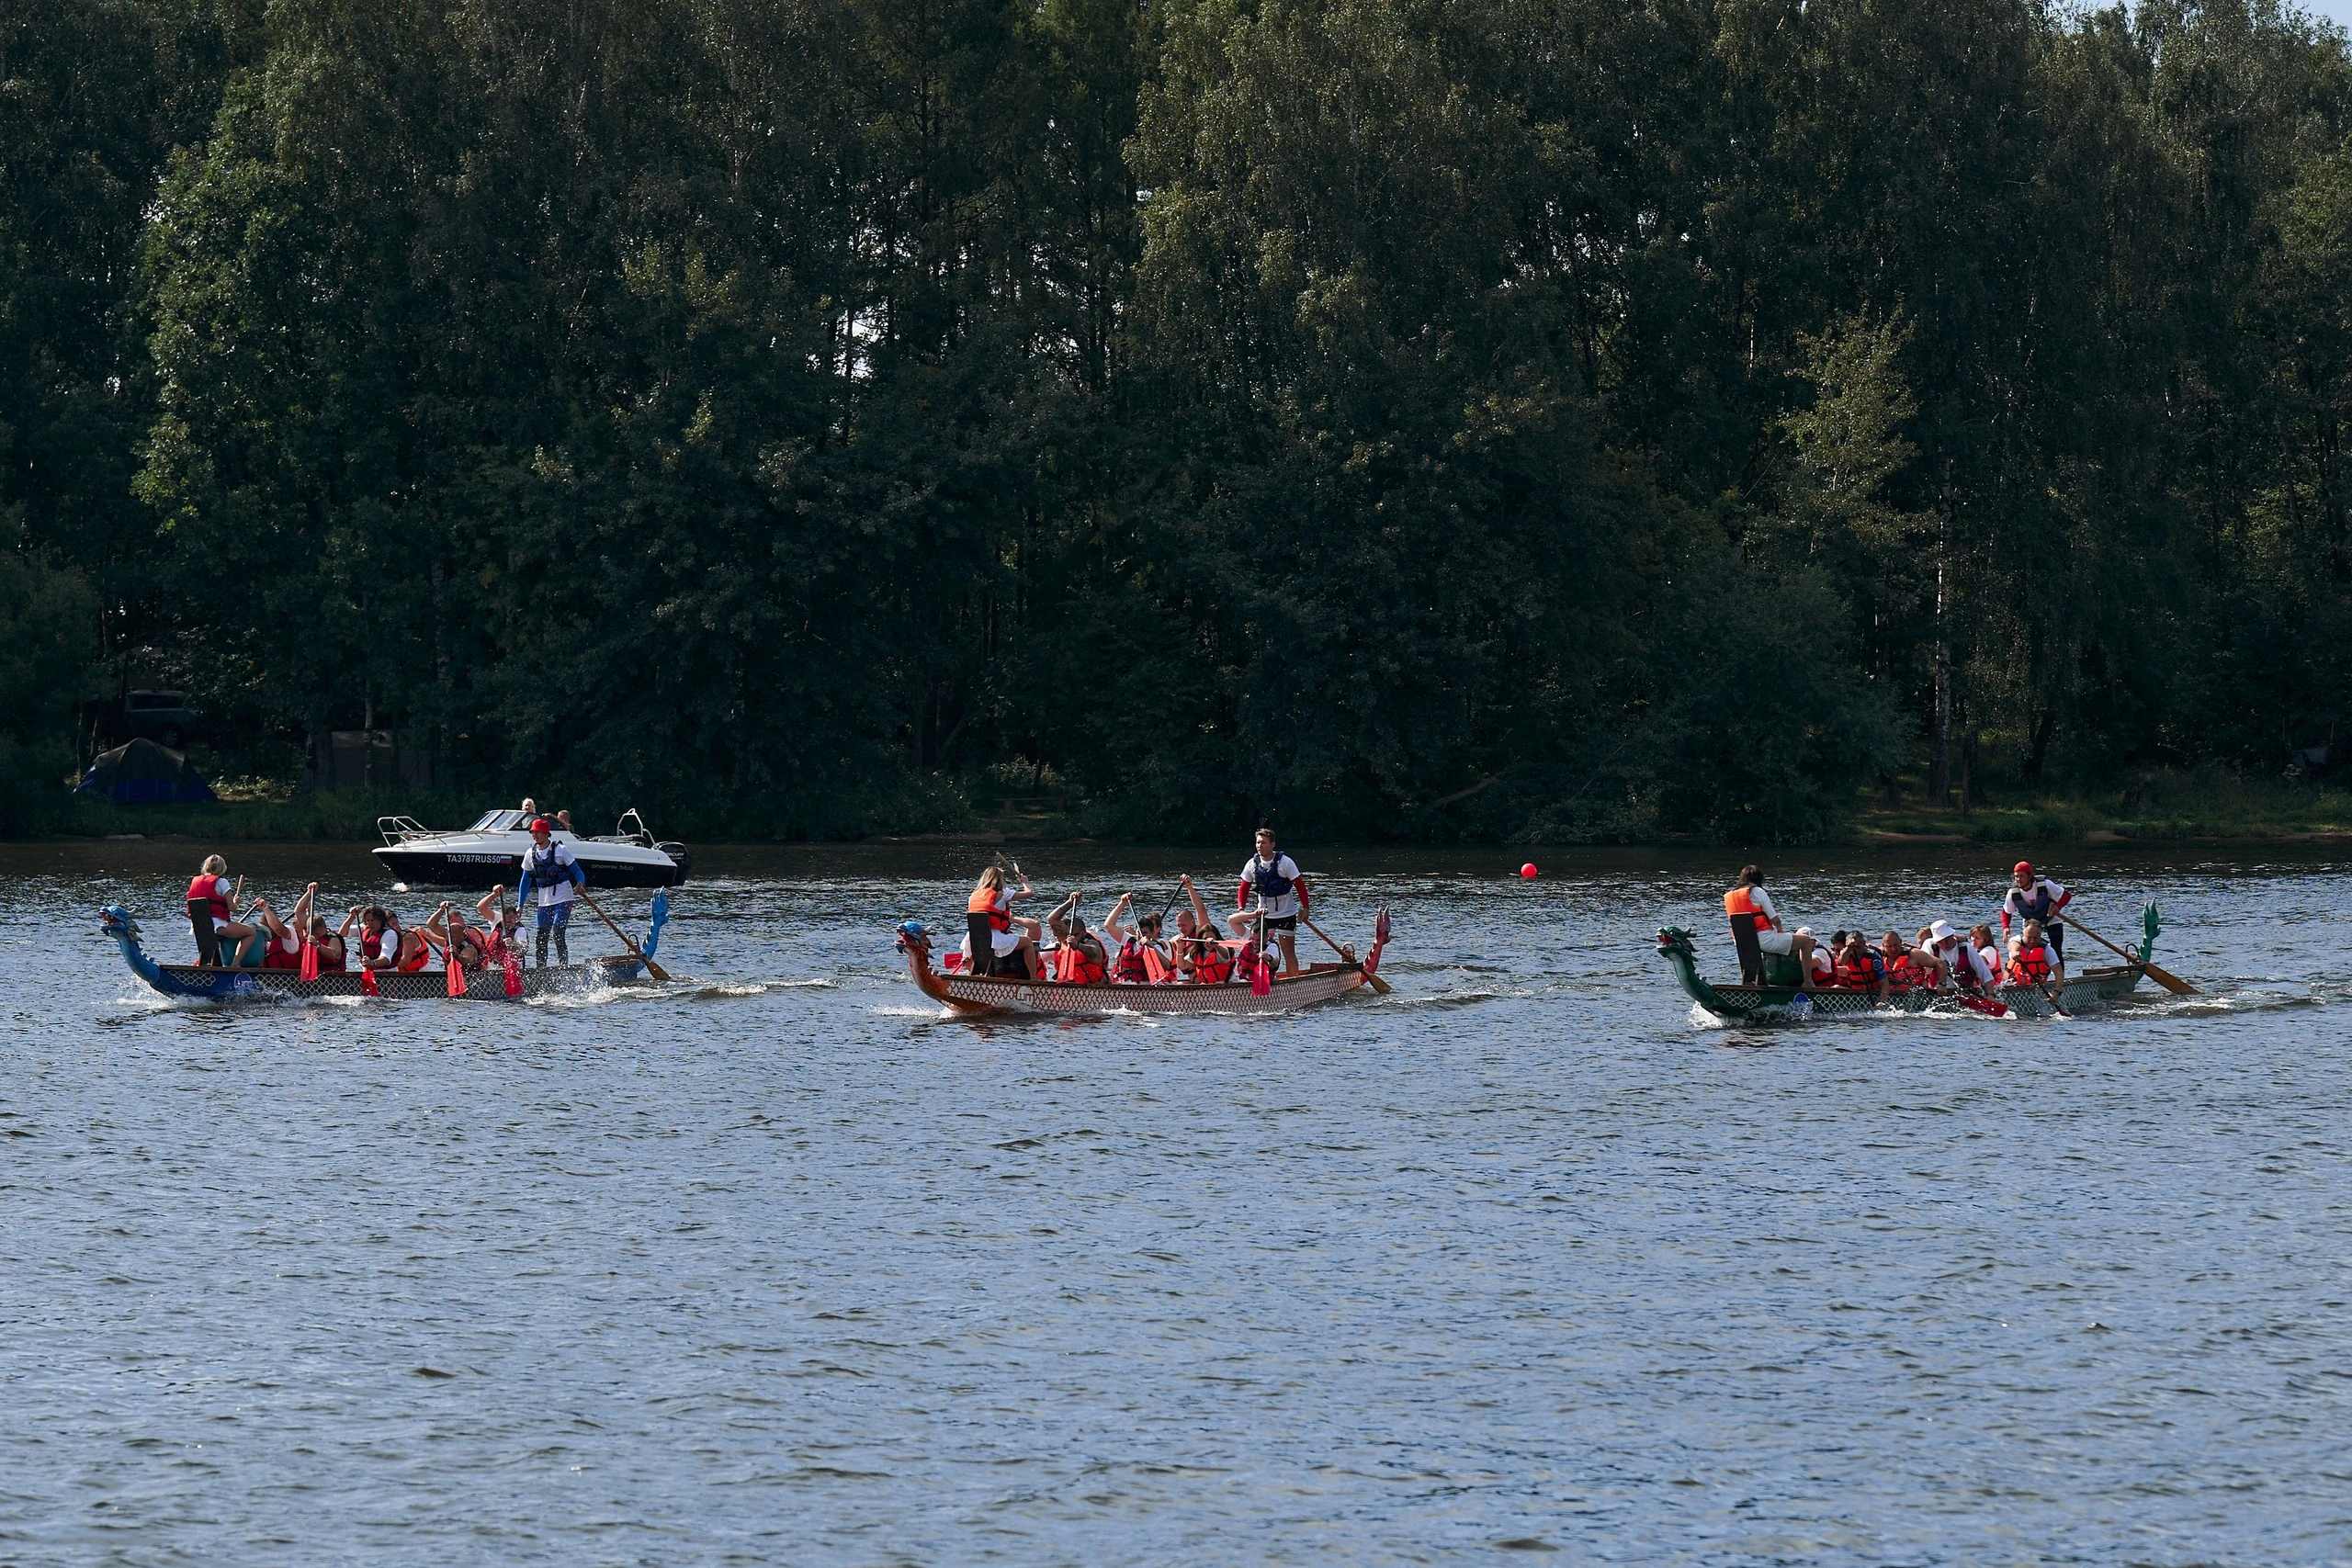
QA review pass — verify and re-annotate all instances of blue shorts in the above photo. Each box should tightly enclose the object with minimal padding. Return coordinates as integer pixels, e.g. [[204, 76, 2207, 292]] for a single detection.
[[535, 902, 573, 931]]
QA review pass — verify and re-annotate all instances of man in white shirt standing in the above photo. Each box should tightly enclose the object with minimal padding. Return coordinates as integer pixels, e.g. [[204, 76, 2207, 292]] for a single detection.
[[1238, 828, 1309, 976], [1999, 861, 2071, 962], [515, 816, 586, 966]]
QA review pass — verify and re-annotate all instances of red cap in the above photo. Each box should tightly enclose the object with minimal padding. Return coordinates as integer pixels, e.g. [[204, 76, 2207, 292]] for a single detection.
[[530, 817, 553, 834], [2013, 861, 2033, 876]]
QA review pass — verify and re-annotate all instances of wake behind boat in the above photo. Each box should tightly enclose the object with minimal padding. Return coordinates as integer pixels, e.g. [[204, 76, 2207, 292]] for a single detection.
[[100, 898, 667, 1001], [374, 807, 689, 888]]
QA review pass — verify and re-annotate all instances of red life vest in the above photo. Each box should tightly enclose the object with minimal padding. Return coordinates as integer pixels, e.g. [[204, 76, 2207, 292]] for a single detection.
[[187, 874, 231, 924], [2009, 945, 2053, 985], [263, 934, 300, 970], [314, 937, 347, 973], [397, 931, 429, 972], [1882, 952, 1917, 988], [1183, 932, 1232, 983], [968, 889, 1012, 933], [361, 929, 388, 963], [1112, 938, 1150, 984]]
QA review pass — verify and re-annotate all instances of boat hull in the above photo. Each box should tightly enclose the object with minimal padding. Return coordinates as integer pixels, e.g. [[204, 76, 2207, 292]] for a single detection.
[[894, 926, 1378, 1016], [127, 957, 650, 1001], [100, 899, 667, 1002], [1657, 926, 2147, 1021], [372, 844, 686, 888]]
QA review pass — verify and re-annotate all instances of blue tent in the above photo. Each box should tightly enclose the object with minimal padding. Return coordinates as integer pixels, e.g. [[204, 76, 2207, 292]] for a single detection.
[[80, 738, 217, 804]]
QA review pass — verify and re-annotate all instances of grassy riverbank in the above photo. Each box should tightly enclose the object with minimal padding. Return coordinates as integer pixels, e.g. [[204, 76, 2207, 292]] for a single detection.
[[1855, 774, 2352, 844]]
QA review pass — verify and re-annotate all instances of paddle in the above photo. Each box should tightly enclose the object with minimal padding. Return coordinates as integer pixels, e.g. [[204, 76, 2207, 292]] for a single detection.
[[1246, 903, 1272, 998], [575, 886, 670, 981], [1299, 909, 1391, 996], [2059, 913, 2195, 995]]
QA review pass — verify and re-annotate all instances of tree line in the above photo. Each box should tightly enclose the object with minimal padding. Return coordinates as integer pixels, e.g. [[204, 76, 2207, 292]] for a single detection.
[[3, 0, 2348, 840]]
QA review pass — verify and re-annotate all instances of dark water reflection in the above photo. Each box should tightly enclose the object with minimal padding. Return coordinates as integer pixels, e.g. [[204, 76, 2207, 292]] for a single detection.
[[5, 839, 2349, 1563]]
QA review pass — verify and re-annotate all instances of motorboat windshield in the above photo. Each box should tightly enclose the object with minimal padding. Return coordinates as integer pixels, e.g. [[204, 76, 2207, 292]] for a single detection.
[[466, 809, 529, 831]]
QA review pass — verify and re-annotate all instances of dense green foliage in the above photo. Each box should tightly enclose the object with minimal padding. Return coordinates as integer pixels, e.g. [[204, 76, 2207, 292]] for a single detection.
[[4, 0, 2349, 839]]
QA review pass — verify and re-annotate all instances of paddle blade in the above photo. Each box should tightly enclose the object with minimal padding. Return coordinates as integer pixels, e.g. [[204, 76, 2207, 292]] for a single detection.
[[361, 964, 379, 998], [299, 939, 320, 982], [1250, 952, 1272, 997], [503, 941, 523, 998], [1958, 994, 2008, 1018], [446, 949, 465, 998]]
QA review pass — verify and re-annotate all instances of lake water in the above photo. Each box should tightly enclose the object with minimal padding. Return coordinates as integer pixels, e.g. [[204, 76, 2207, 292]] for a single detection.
[[5, 840, 2348, 1564]]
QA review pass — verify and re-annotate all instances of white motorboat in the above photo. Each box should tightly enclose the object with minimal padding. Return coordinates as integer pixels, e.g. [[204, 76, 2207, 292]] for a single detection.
[[374, 807, 690, 888]]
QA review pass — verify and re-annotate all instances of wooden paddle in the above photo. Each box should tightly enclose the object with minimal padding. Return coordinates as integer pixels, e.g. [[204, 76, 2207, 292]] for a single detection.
[[2058, 914, 2195, 995], [575, 886, 670, 981], [1299, 910, 1391, 995]]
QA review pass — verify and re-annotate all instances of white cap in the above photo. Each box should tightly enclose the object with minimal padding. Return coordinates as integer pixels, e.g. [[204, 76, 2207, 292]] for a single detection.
[[1794, 926, 1813, 937], [1928, 919, 1956, 943]]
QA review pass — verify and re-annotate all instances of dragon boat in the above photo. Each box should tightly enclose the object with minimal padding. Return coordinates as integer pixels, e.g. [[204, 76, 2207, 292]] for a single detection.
[[894, 912, 1390, 1017], [1657, 902, 2163, 1021], [99, 897, 668, 1001]]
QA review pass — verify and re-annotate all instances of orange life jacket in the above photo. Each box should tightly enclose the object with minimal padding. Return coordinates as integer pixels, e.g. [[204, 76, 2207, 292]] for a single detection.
[[2009, 945, 2052, 986], [1724, 886, 1770, 926], [397, 931, 430, 972], [1836, 953, 1877, 988], [1055, 941, 1106, 985], [1882, 952, 1917, 988], [1184, 932, 1232, 984], [967, 888, 1012, 933]]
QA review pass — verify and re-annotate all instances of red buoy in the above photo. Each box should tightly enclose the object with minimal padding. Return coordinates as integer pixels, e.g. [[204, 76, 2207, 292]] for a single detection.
[[1520, 863, 1538, 879]]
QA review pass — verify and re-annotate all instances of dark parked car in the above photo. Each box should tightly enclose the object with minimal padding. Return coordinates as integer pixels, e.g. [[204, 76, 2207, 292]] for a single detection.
[[124, 690, 204, 750]]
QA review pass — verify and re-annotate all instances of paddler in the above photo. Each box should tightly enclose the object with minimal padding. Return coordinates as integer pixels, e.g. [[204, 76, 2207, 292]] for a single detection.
[[186, 854, 256, 967], [1176, 874, 1236, 983], [1044, 892, 1111, 983], [1102, 894, 1171, 983], [424, 900, 494, 973], [514, 816, 585, 966], [1238, 828, 1308, 976], [2000, 861, 2072, 962]]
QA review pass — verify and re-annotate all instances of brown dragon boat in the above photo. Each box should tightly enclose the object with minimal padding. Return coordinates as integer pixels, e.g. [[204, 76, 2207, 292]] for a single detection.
[[893, 914, 1390, 1017]]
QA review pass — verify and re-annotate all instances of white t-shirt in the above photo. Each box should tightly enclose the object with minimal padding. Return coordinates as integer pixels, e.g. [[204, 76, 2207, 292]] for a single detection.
[[1240, 853, 1304, 919], [520, 841, 580, 908], [1747, 886, 1780, 928], [2000, 878, 2068, 926]]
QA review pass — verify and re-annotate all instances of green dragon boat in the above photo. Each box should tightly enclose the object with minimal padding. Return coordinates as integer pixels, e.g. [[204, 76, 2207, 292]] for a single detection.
[[1657, 902, 2164, 1021]]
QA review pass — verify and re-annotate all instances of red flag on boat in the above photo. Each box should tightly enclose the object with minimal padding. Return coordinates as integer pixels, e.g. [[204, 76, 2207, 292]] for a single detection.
[[361, 962, 379, 998], [299, 935, 320, 981], [446, 942, 465, 998]]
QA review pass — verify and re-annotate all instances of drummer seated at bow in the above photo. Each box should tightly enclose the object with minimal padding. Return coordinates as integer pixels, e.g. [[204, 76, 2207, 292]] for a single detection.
[[1102, 894, 1172, 984], [964, 864, 1044, 979], [1044, 892, 1111, 983], [186, 855, 259, 967]]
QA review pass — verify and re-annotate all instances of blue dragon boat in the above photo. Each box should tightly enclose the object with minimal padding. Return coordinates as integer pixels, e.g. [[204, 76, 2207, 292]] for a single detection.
[[99, 897, 667, 1001]]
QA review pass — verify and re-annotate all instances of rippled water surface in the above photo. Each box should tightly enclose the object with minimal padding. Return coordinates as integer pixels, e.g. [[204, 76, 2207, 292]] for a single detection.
[[6, 840, 2350, 1564]]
